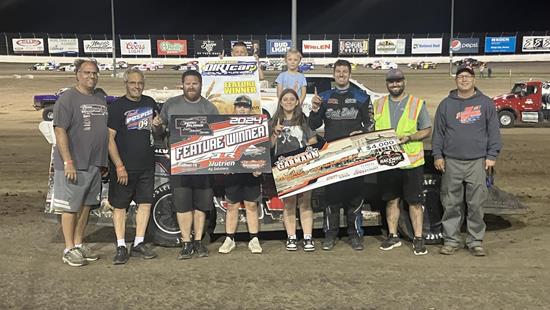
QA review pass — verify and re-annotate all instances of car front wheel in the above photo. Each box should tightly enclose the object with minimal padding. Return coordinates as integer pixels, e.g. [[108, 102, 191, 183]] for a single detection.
[[498, 110, 515, 128]]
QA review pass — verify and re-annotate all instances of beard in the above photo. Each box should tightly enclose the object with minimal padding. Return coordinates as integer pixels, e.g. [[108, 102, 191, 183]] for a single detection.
[[388, 86, 404, 97], [184, 89, 200, 102]]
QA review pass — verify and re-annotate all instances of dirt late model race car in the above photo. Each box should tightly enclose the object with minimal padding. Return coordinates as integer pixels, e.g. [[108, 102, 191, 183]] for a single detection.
[[39, 119, 527, 247]]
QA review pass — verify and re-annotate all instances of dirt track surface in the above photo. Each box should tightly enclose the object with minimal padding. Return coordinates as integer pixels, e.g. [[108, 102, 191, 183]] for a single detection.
[[1, 63, 549, 309]]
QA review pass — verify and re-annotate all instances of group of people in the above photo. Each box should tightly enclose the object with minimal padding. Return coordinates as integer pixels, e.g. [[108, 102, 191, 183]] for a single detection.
[[51, 42, 501, 267]]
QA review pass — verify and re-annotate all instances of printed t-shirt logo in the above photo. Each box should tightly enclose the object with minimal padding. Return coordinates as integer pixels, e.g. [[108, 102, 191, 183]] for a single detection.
[[125, 107, 154, 130], [456, 105, 482, 124]]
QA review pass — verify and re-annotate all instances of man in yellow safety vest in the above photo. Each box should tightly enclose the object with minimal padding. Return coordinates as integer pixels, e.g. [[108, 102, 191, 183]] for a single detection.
[[373, 69, 432, 255]]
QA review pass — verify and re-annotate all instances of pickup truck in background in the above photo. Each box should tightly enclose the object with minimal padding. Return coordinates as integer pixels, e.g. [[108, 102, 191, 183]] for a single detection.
[[493, 80, 550, 127]]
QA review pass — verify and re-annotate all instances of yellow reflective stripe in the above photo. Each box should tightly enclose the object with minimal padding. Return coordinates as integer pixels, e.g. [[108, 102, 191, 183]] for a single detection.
[[407, 150, 424, 163]]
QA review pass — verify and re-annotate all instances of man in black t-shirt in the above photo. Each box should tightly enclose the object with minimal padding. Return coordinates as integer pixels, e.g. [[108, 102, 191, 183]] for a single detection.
[[108, 68, 159, 264]]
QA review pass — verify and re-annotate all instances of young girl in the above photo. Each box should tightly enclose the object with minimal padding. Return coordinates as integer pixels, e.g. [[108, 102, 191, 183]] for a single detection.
[[275, 48, 307, 104], [270, 89, 317, 251]]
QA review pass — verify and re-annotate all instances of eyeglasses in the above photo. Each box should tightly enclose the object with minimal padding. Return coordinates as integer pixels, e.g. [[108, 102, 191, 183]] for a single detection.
[[78, 70, 98, 76], [126, 81, 145, 86], [456, 75, 474, 80]]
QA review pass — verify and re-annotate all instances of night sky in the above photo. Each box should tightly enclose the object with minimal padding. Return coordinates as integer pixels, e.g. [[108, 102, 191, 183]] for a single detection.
[[1, 0, 549, 35]]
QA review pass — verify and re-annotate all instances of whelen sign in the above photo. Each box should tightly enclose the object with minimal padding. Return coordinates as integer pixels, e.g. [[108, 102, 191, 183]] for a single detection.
[[157, 40, 188, 56], [12, 38, 44, 53], [450, 38, 479, 54], [302, 40, 333, 54]]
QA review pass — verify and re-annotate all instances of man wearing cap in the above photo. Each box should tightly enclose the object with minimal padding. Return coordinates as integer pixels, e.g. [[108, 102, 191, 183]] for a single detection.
[[374, 69, 432, 256], [218, 95, 263, 254], [432, 65, 501, 257]]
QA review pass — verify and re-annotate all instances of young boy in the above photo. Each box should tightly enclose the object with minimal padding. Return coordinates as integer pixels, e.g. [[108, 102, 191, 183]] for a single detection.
[[276, 48, 307, 104], [218, 95, 263, 254]]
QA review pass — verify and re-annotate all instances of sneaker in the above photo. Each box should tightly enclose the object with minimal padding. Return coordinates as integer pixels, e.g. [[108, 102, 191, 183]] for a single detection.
[[379, 234, 402, 251], [322, 237, 336, 251], [130, 243, 157, 259], [349, 235, 364, 251], [177, 241, 194, 260], [194, 240, 209, 258], [77, 244, 99, 261], [440, 245, 460, 255], [413, 237, 428, 256], [218, 237, 236, 254], [248, 237, 263, 254], [469, 246, 486, 257], [303, 239, 315, 252], [286, 238, 298, 251], [113, 246, 129, 265], [62, 248, 88, 267]]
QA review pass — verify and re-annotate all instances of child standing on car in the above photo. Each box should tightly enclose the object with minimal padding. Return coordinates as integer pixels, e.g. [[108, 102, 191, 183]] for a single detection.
[[270, 89, 317, 251], [276, 48, 307, 104], [218, 95, 263, 255]]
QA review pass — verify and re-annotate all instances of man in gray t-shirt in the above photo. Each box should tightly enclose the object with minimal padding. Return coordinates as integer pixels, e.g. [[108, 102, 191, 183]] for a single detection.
[[152, 70, 219, 260], [52, 59, 108, 267]]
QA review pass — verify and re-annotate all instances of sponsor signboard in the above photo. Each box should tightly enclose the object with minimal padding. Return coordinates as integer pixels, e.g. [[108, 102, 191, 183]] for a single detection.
[[120, 39, 151, 55], [83, 40, 113, 54], [338, 39, 369, 55], [157, 39, 188, 56], [375, 39, 406, 55], [450, 38, 479, 54], [12, 38, 44, 53], [272, 129, 410, 198], [199, 56, 262, 114], [47, 38, 78, 55], [230, 40, 261, 55], [194, 40, 224, 57], [484, 36, 516, 53], [411, 38, 443, 54], [522, 36, 550, 52], [169, 114, 271, 175], [266, 39, 292, 55], [301, 40, 333, 54]]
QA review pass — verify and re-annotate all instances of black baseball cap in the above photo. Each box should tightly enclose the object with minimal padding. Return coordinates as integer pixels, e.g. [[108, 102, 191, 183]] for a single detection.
[[386, 68, 405, 81], [456, 64, 475, 77], [234, 95, 252, 108]]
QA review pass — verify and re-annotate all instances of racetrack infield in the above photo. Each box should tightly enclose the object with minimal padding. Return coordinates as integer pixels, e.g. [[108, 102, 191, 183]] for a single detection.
[[0, 62, 549, 309]]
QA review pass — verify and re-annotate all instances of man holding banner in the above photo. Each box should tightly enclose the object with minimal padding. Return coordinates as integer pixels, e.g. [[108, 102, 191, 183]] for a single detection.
[[374, 69, 431, 256], [152, 70, 219, 260]]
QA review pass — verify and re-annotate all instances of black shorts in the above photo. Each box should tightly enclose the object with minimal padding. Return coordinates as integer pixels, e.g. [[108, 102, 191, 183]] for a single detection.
[[224, 174, 262, 204], [379, 166, 424, 205], [170, 175, 213, 213], [109, 169, 154, 209]]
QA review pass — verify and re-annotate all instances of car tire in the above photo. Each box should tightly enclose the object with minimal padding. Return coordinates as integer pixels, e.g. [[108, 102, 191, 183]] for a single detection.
[[498, 110, 515, 128], [42, 108, 54, 121]]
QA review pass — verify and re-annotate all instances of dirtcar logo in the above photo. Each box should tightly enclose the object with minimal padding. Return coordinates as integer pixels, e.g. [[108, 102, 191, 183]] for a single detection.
[[202, 62, 258, 76]]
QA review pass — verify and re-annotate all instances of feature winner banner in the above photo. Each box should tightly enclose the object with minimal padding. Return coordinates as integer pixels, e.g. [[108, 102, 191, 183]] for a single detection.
[[338, 39, 369, 55], [272, 129, 410, 198], [522, 36, 550, 52], [120, 39, 151, 55], [302, 40, 333, 54], [48, 38, 78, 55], [375, 39, 405, 55], [12, 38, 44, 53], [157, 39, 188, 56], [199, 56, 261, 114], [411, 38, 443, 54], [169, 115, 271, 175]]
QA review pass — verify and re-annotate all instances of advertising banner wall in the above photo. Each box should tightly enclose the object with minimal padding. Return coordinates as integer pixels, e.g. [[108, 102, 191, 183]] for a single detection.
[[522, 36, 550, 52], [450, 38, 479, 54], [169, 114, 271, 175], [157, 39, 187, 56], [230, 40, 261, 55], [266, 39, 292, 55], [47, 38, 78, 55], [301, 40, 333, 54], [12, 38, 44, 53], [272, 129, 410, 198], [83, 40, 113, 54], [375, 39, 406, 55], [194, 40, 224, 57], [120, 39, 151, 55], [485, 36, 516, 53], [411, 38, 443, 54], [338, 39, 369, 55]]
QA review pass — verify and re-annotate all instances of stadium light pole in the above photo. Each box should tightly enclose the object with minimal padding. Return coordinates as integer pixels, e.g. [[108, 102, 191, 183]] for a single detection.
[[291, 0, 297, 48], [449, 0, 454, 76], [111, 0, 116, 76]]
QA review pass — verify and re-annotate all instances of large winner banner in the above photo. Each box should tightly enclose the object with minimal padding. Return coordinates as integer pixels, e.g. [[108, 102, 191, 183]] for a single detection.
[[272, 129, 410, 198], [169, 115, 271, 175], [199, 56, 261, 114]]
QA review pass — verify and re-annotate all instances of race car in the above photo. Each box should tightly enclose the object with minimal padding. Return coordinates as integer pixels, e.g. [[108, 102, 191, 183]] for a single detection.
[[408, 61, 437, 70], [298, 62, 315, 73], [28, 61, 59, 71], [172, 61, 199, 71], [370, 60, 398, 70], [98, 63, 114, 71], [57, 64, 76, 72], [453, 57, 481, 68]]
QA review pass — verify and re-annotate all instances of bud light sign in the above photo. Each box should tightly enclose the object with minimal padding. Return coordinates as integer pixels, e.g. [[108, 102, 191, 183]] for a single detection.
[[450, 38, 479, 54], [266, 39, 292, 56]]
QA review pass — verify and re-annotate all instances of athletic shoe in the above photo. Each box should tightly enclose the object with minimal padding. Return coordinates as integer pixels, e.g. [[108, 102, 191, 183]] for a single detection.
[[248, 237, 263, 254], [322, 237, 336, 251], [440, 245, 460, 255], [130, 243, 157, 259], [303, 239, 315, 252], [412, 237, 428, 256], [286, 238, 298, 251], [113, 246, 129, 265], [177, 241, 194, 260], [379, 234, 402, 251], [193, 240, 209, 258], [218, 237, 236, 254], [77, 244, 99, 261], [62, 248, 88, 267], [349, 235, 364, 251], [469, 246, 486, 257]]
